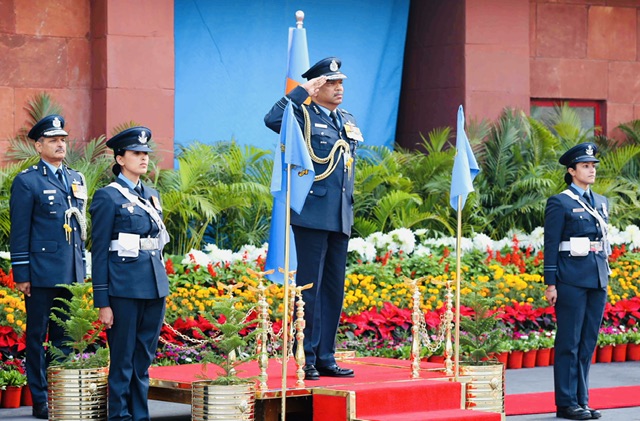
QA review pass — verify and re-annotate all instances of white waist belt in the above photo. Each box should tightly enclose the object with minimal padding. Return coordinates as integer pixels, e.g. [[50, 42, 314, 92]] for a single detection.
[[110, 237, 159, 251], [559, 240, 603, 252]]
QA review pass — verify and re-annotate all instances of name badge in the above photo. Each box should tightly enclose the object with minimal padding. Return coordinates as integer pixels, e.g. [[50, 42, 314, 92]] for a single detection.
[[572, 208, 585, 213], [121, 202, 137, 208], [43, 189, 56, 194], [314, 123, 328, 128], [71, 183, 88, 200]]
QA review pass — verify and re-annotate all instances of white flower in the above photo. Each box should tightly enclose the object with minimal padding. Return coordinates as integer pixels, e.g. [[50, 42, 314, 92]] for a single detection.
[[472, 233, 494, 252], [0, 251, 10, 260], [622, 225, 640, 250], [520, 226, 545, 251], [413, 244, 432, 257], [182, 249, 211, 266], [348, 238, 376, 262], [206, 245, 234, 265], [388, 228, 416, 254], [366, 232, 392, 253]]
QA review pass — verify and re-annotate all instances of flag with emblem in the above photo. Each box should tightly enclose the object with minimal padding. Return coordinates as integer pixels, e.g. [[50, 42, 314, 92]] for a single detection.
[[450, 105, 480, 211], [265, 18, 314, 284]]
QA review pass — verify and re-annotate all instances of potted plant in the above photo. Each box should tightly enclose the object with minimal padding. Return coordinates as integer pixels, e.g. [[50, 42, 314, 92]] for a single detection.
[[0, 367, 26, 408], [458, 292, 505, 417], [626, 328, 640, 361], [45, 282, 109, 419], [191, 295, 261, 420]]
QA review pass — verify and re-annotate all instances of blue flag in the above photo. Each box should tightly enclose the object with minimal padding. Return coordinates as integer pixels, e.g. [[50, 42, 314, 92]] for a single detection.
[[265, 100, 315, 283], [449, 105, 480, 211]]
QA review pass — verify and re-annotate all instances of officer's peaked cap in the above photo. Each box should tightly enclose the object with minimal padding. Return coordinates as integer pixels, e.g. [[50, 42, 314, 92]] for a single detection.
[[301, 57, 347, 81], [559, 142, 599, 166], [28, 114, 68, 140], [106, 127, 153, 153]]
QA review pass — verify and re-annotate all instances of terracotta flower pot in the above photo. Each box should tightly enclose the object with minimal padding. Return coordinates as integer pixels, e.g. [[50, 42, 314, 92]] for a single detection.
[[21, 384, 33, 406], [612, 343, 628, 362], [627, 343, 640, 361], [550, 347, 555, 365], [507, 350, 523, 369], [522, 349, 537, 368], [535, 348, 551, 367], [592, 348, 597, 363], [428, 355, 445, 364], [596, 345, 613, 363], [494, 351, 509, 366], [1, 386, 22, 408]]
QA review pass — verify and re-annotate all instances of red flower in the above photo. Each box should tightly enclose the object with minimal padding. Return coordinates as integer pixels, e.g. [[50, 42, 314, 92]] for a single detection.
[[165, 258, 175, 275]]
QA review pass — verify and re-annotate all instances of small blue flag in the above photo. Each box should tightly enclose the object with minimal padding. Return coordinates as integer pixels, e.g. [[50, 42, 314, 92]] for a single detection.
[[450, 105, 480, 211], [265, 100, 315, 283]]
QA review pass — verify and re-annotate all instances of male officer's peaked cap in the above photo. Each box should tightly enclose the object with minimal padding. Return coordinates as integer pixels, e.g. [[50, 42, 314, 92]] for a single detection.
[[301, 57, 347, 81], [559, 142, 599, 166], [28, 114, 68, 140], [106, 127, 153, 153]]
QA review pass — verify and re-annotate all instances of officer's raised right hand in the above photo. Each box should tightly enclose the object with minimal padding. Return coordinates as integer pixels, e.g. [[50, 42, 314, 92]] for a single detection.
[[301, 76, 327, 97]]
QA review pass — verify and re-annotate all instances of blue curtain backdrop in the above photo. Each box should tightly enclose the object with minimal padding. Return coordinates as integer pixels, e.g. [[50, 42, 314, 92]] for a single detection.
[[174, 0, 410, 150]]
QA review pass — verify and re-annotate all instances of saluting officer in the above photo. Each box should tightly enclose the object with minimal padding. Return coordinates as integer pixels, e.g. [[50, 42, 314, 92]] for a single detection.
[[90, 127, 170, 421], [265, 57, 364, 380], [10, 114, 87, 419], [544, 142, 609, 420]]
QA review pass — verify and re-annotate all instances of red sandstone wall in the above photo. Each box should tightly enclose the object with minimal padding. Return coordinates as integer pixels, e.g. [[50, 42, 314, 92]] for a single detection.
[[0, 0, 92, 153], [0, 0, 174, 167], [530, 0, 640, 137]]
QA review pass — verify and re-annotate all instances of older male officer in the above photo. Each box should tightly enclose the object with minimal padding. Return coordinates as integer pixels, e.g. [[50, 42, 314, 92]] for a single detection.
[[265, 57, 364, 380], [544, 143, 609, 420], [10, 114, 87, 419]]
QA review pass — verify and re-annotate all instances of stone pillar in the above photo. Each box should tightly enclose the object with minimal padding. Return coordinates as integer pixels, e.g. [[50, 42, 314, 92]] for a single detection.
[[91, 0, 174, 167]]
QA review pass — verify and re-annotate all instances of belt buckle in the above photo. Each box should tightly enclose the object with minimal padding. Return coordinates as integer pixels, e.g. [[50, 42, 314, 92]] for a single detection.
[[140, 238, 154, 250]]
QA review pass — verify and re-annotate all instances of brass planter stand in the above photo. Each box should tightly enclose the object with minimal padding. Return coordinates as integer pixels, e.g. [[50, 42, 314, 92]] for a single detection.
[[47, 366, 108, 420], [460, 363, 505, 419], [192, 381, 256, 420]]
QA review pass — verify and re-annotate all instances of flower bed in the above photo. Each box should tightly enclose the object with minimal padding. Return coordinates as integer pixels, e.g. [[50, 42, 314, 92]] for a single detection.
[[3, 226, 640, 366]]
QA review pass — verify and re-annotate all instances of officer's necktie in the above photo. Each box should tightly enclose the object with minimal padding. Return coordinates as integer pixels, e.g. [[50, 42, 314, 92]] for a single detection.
[[56, 169, 66, 189], [583, 191, 592, 207], [134, 184, 143, 197], [330, 111, 340, 129]]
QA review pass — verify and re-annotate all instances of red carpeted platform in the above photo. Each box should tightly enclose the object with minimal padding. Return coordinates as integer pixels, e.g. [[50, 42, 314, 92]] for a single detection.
[[506, 385, 640, 415], [149, 357, 502, 421]]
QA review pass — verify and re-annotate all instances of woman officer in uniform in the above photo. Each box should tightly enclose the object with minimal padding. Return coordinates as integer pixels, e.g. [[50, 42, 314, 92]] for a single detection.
[[544, 142, 609, 420], [90, 127, 170, 421]]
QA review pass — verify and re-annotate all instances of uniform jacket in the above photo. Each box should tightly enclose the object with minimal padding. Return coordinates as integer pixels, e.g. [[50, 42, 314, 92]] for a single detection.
[[89, 178, 169, 308], [264, 85, 362, 236], [544, 186, 610, 288], [10, 160, 86, 286]]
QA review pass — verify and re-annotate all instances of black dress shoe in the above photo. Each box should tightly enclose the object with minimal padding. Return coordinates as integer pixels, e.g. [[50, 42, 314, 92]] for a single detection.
[[32, 401, 48, 419], [556, 405, 592, 420], [303, 364, 320, 380], [316, 364, 354, 377], [580, 405, 602, 419]]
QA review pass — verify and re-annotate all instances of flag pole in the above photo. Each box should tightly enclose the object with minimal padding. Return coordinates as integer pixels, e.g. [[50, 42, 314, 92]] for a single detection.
[[281, 161, 292, 420], [454, 196, 462, 382]]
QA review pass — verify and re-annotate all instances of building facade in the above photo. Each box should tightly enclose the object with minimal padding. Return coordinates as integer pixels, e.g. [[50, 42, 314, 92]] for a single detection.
[[1, 0, 639, 163]]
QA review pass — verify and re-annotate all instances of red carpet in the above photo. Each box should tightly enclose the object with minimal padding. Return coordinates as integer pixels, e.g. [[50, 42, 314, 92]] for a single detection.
[[506, 385, 640, 415], [150, 357, 501, 421]]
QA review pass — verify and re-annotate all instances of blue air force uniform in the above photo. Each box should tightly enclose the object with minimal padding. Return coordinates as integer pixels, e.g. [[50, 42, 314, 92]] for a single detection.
[[264, 57, 363, 377], [9, 115, 87, 409], [90, 127, 169, 421], [544, 143, 609, 416]]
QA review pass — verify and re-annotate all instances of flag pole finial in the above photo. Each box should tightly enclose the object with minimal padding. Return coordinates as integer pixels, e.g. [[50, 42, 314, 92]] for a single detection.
[[295, 10, 304, 29]]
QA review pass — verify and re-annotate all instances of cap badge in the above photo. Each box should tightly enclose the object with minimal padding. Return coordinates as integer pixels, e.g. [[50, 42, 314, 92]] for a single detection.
[[329, 60, 339, 72], [138, 131, 148, 144], [52, 117, 61, 128], [585, 145, 594, 156]]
